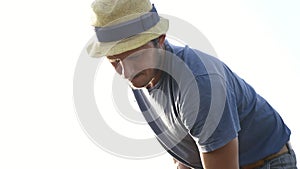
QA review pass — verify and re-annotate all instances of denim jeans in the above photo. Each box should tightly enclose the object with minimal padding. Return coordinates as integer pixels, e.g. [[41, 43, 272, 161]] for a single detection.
[[256, 147, 297, 169]]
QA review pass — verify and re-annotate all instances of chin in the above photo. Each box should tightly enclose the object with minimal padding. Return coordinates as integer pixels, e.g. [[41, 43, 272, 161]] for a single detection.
[[128, 74, 151, 89], [128, 79, 151, 89], [128, 82, 148, 89]]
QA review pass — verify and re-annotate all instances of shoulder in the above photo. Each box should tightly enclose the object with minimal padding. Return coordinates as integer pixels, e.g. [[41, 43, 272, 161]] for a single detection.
[[165, 41, 228, 78]]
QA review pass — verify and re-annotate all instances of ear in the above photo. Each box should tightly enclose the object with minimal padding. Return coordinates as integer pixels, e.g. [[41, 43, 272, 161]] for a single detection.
[[158, 34, 166, 48]]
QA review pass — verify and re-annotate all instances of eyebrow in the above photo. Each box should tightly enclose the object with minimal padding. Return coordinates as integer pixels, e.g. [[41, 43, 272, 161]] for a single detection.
[[106, 55, 118, 60], [106, 42, 153, 60]]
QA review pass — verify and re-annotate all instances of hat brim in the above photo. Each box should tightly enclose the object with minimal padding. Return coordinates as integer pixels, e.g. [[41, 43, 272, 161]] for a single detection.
[[86, 17, 169, 57]]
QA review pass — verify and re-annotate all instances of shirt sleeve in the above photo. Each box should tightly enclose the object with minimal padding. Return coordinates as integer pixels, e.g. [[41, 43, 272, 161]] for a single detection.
[[179, 74, 241, 152]]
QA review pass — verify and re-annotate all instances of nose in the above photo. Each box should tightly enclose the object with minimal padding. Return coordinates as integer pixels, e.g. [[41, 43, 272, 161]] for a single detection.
[[116, 60, 135, 80]]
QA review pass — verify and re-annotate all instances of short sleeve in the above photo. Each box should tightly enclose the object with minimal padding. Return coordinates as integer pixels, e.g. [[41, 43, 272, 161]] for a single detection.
[[180, 74, 241, 152]]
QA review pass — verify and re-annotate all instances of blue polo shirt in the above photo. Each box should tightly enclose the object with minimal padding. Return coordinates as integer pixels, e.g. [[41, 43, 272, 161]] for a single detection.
[[133, 40, 291, 168]]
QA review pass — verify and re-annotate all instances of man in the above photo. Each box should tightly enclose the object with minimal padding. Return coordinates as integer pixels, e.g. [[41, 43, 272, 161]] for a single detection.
[[87, 0, 297, 168]]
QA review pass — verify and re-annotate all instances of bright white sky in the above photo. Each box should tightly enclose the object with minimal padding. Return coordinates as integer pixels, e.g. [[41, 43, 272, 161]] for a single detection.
[[0, 0, 299, 168]]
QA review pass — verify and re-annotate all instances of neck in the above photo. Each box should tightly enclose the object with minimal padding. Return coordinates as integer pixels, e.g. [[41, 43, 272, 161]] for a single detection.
[[146, 69, 162, 89]]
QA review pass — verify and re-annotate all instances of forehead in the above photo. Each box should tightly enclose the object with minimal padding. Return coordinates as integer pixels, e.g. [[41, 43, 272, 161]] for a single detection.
[[107, 41, 154, 60]]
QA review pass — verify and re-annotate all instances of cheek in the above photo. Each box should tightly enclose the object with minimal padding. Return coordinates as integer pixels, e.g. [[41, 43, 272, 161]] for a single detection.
[[137, 56, 160, 70]]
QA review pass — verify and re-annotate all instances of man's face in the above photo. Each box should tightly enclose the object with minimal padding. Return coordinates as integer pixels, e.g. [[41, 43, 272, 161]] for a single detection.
[[107, 41, 162, 88]]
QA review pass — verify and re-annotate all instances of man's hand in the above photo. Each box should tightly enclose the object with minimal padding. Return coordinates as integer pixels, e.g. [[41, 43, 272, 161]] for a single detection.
[[173, 158, 192, 169]]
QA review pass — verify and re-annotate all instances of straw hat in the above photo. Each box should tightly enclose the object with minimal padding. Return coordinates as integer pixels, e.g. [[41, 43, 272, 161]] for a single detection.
[[86, 0, 169, 57]]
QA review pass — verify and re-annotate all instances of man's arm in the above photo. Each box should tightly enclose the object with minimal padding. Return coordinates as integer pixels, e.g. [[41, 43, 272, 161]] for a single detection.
[[200, 137, 239, 169]]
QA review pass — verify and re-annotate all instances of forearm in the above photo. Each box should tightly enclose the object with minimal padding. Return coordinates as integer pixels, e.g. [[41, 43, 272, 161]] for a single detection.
[[201, 138, 239, 169]]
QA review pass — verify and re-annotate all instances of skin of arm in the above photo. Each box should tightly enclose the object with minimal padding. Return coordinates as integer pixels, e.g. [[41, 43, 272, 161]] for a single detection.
[[172, 137, 239, 169], [200, 137, 239, 169]]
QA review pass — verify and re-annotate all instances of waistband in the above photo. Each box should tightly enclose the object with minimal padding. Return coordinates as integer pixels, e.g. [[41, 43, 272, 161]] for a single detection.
[[241, 142, 292, 169]]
